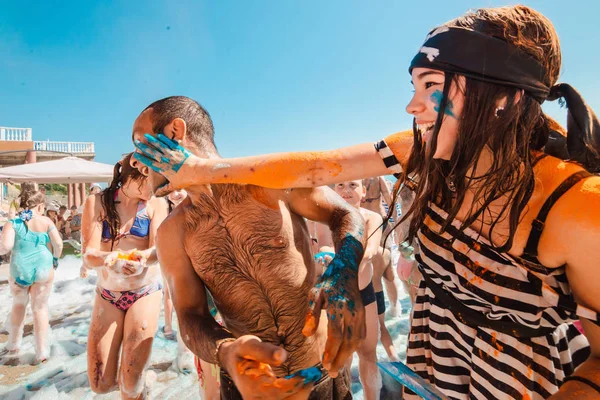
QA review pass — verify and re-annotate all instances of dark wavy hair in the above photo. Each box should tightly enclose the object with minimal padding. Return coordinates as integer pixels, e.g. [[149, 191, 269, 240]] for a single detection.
[[100, 153, 145, 250], [389, 6, 564, 252]]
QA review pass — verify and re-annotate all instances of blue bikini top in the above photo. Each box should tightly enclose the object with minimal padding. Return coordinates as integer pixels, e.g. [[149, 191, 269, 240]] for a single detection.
[[101, 201, 150, 242]]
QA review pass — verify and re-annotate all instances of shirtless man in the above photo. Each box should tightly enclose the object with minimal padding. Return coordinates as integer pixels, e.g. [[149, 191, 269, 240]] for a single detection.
[[131, 96, 367, 399]]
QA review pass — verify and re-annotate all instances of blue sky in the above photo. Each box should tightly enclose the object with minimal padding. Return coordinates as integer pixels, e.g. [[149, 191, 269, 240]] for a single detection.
[[1, 1, 598, 166]]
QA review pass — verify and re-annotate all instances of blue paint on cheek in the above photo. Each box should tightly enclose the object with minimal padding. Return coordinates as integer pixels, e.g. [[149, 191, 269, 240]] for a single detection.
[[431, 90, 455, 118]]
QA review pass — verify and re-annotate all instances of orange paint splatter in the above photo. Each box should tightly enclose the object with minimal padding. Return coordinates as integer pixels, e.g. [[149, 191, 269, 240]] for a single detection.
[[302, 314, 317, 337], [469, 275, 483, 285], [494, 296, 500, 304], [523, 393, 531, 400], [490, 331, 504, 352], [239, 361, 274, 378], [117, 251, 141, 261]]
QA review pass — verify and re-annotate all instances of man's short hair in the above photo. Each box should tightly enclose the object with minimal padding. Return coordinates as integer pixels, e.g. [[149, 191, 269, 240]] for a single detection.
[[60, 205, 67, 211], [144, 96, 216, 153]]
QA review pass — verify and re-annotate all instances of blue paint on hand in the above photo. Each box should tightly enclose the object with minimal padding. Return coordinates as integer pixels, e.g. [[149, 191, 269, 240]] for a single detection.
[[133, 133, 191, 174], [285, 366, 322, 384], [431, 90, 455, 118], [314, 251, 335, 261]]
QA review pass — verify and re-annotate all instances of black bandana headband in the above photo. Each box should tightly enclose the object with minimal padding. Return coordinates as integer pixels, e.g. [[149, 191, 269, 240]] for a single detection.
[[409, 26, 549, 102], [409, 26, 600, 171]]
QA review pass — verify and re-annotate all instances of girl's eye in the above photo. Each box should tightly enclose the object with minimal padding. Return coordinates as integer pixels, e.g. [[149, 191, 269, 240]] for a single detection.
[[425, 82, 438, 89]]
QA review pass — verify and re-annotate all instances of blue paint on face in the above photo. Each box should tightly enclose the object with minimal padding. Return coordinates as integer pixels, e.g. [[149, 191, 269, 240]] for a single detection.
[[284, 366, 323, 384], [431, 90, 455, 118]]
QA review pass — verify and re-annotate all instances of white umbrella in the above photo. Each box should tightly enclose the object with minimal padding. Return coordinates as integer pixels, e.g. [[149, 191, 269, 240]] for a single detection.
[[0, 156, 114, 184]]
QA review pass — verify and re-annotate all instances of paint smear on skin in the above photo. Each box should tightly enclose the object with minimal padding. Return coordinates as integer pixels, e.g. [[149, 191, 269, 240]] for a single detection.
[[431, 90, 455, 118], [239, 361, 275, 378], [284, 366, 322, 383], [211, 162, 231, 171], [314, 251, 335, 262], [228, 151, 343, 188], [302, 314, 317, 337], [248, 186, 280, 209]]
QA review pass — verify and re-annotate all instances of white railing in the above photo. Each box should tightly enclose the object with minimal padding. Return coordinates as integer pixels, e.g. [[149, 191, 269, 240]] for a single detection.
[[0, 127, 32, 141], [33, 141, 95, 154]]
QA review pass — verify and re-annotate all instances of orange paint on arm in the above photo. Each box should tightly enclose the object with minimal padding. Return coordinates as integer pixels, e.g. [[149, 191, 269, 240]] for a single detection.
[[214, 151, 344, 189], [209, 133, 406, 188]]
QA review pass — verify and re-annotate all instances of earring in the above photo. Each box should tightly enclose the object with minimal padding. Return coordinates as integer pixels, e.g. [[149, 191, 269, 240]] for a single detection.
[[494, 106, 505, 118]]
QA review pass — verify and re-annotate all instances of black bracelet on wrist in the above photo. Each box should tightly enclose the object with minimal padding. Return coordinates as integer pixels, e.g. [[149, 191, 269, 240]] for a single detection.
[[562, 375, 600, 394]]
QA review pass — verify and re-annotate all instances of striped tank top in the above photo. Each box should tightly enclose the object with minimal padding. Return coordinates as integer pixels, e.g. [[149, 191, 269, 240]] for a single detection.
[[374, 139, 599, 399]]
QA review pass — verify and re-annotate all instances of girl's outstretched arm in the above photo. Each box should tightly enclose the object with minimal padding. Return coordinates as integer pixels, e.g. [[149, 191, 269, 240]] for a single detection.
[[134, 130, 413, 195]]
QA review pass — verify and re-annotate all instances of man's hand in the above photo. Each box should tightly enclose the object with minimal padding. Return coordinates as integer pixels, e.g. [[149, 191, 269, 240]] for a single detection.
[[134, 133, 202, 197], [218, 335, 321, 399], [302, 236, 366, 378]]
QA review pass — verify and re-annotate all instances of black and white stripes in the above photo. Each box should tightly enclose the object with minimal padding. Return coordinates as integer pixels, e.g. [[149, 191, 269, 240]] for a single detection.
[[374, 140, 403, 178], [374, 139, 595, 399]]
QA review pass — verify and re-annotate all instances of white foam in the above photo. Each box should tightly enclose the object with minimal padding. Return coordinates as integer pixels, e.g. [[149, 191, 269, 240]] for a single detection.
[[0, 249, 413, 399]]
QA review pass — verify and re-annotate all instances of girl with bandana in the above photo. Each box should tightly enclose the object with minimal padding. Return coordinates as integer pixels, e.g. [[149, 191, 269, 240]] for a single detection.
[[0, 183, 63, 363], [135, 6, 600, 399]]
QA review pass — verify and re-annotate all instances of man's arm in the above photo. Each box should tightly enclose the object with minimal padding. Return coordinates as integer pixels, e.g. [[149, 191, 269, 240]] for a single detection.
[[156, 215, 233, 363], [283, 185, 366, 377]]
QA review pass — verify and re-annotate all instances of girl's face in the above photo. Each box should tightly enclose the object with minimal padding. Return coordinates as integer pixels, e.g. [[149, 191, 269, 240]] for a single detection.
[[168, 189, 188, 206], [334, 180, 365, 207], [47, 210, 57, 218], [122, 176, 152, 201], [406, 67, 465, 160]]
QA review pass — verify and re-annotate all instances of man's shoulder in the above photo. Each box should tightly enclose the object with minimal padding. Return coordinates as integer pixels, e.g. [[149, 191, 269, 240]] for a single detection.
[[157, 208, 186, 239]]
